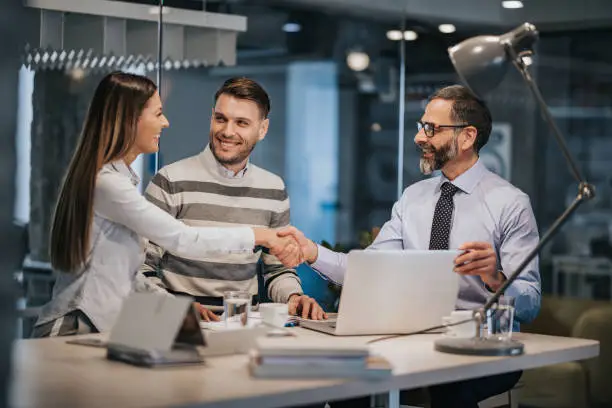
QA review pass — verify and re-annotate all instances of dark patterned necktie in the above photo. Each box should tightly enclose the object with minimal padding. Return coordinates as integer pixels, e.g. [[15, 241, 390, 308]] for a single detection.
[[429, 182, 460, 250]]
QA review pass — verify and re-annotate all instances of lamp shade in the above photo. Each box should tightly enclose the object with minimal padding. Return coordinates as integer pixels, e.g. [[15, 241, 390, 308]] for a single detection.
[[448, 23, 538, 97]]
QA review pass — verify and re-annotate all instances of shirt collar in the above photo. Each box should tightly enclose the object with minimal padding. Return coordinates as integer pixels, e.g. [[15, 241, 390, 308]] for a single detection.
[[106, 160, 140, 186], [201, 144, 249, 179], [438, 158, 487, 195]]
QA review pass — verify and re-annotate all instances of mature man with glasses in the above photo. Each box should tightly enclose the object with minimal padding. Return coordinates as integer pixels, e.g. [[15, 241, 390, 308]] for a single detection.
[[280, 85, 541, 408]]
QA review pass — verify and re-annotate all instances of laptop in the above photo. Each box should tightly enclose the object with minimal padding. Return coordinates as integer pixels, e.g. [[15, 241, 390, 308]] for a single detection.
[[300, 249, 460, 336]]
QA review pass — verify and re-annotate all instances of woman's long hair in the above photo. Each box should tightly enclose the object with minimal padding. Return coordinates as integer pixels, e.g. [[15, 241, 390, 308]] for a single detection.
[[50, 72, 157, 272]]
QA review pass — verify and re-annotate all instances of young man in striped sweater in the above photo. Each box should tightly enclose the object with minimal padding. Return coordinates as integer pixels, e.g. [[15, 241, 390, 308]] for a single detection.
[[140, 77, 326, 321]]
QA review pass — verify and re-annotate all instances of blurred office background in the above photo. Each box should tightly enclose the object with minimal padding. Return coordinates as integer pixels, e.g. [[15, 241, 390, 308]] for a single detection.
[[5, 0, 612, 406]]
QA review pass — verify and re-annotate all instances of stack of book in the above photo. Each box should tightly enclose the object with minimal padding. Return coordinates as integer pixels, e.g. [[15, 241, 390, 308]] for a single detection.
[[249, 337, 392, 379]]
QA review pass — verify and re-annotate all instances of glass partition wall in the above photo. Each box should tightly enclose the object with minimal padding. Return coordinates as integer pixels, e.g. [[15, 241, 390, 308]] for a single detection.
[[16, 0, 612, 316]]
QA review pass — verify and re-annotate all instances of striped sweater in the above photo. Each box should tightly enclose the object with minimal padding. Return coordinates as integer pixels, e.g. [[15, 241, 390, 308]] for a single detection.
[[139, 145, 303, 309]]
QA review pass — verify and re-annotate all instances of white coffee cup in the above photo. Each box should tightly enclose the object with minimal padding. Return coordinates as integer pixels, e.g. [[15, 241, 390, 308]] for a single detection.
[[259, 303, 289, 328], [443, 310, 478, 338]]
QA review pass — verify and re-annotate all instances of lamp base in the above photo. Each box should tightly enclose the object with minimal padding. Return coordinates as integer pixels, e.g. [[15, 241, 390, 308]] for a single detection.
[[434, 337, 524, 356]]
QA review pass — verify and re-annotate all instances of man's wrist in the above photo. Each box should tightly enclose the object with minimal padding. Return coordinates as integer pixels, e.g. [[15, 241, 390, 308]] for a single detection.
[[252, 227, 271, 247], [484, 270, 506, 292], [306, 240, 319, 264], [287, 293, 301, 302]]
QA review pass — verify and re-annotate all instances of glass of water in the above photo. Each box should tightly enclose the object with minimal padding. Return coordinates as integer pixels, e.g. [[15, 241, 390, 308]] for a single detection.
[[486, 296, 515, 341], [223, 291, 251, 329]]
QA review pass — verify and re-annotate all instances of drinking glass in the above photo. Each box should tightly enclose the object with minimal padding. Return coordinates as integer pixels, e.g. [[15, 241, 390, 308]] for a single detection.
[[223, 291, 251, 329]]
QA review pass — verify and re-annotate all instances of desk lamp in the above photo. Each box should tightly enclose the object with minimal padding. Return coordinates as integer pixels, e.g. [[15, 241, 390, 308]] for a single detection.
[[434, 23, 596, 356]]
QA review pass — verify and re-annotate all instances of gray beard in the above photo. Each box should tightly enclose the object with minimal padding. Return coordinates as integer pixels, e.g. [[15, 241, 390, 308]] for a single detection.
[[419, 135, 459, 175], [419, 158, 435, 175]]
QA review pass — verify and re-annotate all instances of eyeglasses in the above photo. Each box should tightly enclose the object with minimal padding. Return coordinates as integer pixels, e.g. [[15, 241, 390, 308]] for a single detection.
[[416, 120, 470, 138]]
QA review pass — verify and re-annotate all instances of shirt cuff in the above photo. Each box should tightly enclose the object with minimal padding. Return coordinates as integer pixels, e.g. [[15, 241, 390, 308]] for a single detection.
[[227, 227, 256, 253], [310, 244, 332, 270], [310, 245, 345, 285], [484, 270, 506, 293]]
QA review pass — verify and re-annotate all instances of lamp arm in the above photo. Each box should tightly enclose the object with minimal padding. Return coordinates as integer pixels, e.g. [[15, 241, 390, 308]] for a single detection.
[[481, 187, 591, 313], [506, 44, 584, 184], [476, 45, 597, 318]]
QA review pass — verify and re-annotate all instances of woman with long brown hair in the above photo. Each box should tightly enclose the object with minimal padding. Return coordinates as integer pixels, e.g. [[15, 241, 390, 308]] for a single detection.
[[32, 72, 301, 337]]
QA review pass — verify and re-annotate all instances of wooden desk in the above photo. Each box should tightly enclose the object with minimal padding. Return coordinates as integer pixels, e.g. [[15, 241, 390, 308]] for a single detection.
[[11, 329, 598, 408]]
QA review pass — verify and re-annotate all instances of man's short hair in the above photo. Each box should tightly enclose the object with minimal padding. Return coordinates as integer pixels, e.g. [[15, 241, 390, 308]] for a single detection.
[[429, 85, 492, 152], [214, 77, 271, 119]]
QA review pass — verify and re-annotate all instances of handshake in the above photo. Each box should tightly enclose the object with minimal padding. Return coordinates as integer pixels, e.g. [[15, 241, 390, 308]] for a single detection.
[[253, 226, 318, 268]]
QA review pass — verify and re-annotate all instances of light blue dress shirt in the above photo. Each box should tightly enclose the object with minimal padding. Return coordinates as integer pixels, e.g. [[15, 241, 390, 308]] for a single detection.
[[312, 159, 541, 325]]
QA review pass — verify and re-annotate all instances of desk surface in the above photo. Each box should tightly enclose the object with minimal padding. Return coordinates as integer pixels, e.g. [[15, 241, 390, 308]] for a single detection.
[[11, 330, 598, 408]]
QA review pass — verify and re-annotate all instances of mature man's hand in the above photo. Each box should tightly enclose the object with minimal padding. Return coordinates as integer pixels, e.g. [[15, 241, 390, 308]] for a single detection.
[[287, 294, 327, 320], [268, 233, 304, 268], [276, 226, 319, 264], [253, 227, 304, 267], [454, 241, 505, 291]]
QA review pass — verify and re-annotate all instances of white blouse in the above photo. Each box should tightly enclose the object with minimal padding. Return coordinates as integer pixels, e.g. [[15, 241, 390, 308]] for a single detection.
[[35, 160, 255, 332]]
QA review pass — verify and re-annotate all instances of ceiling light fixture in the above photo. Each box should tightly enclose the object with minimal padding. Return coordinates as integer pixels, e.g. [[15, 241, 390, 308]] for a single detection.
[[346, 51, 370, 72], [404, 30, 418, 41], [439, 24, 456, 34], [502, 0, 524, 9], [386, 30, 403, 41], [282, 22, 301, 33]]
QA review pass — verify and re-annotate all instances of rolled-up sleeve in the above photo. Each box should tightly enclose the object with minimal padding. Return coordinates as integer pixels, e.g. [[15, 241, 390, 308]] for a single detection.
[[94, 171, 255, 258], [499, 194, 541, 324]]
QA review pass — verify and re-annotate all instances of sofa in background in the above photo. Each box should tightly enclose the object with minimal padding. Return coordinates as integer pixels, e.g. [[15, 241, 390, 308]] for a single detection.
[[519, 296, 612, 408]]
